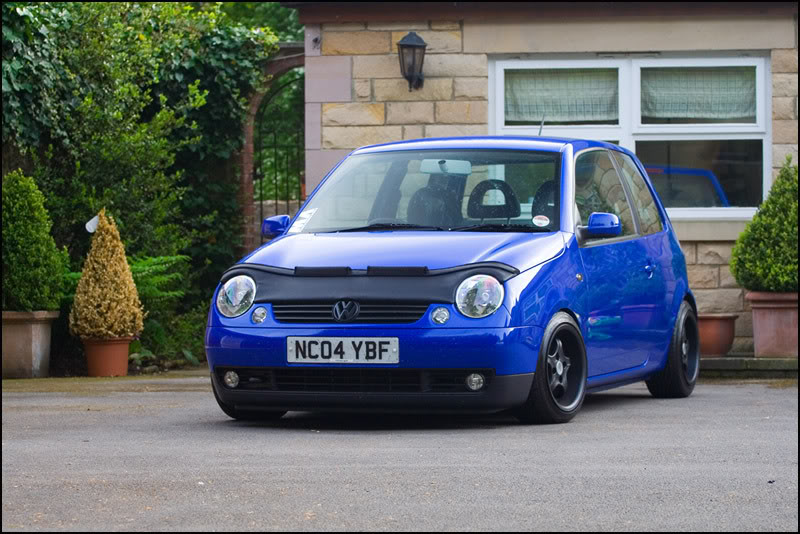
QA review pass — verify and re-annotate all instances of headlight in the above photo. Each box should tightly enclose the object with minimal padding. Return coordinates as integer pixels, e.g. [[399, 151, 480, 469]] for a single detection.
[[456, 274, 504, 318], [216, 275, 256, 318]]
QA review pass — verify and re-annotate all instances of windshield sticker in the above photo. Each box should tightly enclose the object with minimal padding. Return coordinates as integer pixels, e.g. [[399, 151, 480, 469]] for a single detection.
[[532, 215, 550, 227], [287, 208, 318, 234]]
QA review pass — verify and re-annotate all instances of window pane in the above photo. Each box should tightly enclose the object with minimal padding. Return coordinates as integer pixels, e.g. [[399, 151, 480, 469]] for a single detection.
[[505, 69, 618, 125], [641, 67, 756, 124], [612, 152, 664, 235], [575, 150, 636, 238], [636, 140, 763, 208]]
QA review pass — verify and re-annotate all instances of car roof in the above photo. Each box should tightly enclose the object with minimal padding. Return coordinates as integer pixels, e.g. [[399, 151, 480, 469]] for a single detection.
[[351, 136, 627, 156]]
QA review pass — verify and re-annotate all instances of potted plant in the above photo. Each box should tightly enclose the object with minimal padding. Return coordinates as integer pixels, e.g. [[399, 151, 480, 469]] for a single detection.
[[2, 170, 68, 378], [69, 209, 145, 376], [730, 156, 798, 358]]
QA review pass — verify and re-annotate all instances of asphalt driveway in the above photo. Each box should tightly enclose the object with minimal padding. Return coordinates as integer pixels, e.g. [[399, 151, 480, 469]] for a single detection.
[[2, 372, 797, 531]]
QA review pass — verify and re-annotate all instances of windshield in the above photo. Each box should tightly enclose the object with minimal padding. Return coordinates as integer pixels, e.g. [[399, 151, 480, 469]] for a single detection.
[[290, 149, 561, 233]]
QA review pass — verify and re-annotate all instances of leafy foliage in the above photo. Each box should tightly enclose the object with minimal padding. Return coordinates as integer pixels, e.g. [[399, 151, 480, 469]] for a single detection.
[[220, 2, 303, 41], [3, 2, 280, 300], [70, 210, 145, 339], [2, 169, 67, 311], [4, 2, 284, 373], [731, 156, 799, 292]]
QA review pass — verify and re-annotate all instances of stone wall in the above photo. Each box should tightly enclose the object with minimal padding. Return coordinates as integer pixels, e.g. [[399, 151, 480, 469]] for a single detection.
[[683, 242, 753, 353], [304, 20, 487, 192]]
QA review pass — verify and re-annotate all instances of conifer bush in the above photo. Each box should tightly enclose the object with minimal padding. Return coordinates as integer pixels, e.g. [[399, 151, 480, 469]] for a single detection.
[[2, 169, 67, 311], [730, 156, 799, 293], [69, 209, 145, 339]]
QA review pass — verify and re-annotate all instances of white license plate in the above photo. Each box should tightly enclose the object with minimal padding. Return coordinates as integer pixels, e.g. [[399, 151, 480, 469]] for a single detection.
[[287, 337, 399, 364]]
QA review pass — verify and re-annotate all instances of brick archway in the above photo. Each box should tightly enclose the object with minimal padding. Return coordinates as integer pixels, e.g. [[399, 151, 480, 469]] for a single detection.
[[237, 42, 304, 253]]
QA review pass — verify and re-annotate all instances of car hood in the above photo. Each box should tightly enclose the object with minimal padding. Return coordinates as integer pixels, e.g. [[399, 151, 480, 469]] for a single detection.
[[242, 231, 566, 273]]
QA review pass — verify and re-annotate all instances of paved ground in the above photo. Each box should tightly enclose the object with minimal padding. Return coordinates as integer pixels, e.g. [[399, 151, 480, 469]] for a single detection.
[[2, 373, 797, 531]]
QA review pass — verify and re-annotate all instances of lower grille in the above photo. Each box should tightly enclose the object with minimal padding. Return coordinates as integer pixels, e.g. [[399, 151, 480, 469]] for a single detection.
[[218, 368, 493, 393], [271, 302, 431, 324]]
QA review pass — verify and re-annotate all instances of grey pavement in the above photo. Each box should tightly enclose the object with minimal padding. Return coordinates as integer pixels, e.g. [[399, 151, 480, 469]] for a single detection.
[[2, 374, 798, 531]]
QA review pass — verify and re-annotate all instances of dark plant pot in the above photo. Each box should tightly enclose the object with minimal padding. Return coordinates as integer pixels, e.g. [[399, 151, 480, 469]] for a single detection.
[[745, 292, 798, 358], [83, 337, 134, 377], [697, 313, 738, 358], [2, 311, 60, 378]]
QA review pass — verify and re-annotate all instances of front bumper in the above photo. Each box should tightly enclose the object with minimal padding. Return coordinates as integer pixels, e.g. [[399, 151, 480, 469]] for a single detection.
[[206, 325, 543, 412], [211, 369, 534, 413]]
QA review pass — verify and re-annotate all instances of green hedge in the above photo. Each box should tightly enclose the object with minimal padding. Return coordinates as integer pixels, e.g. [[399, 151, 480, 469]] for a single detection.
[[730, 156, 799, 293], [2, 169, 67, 311]]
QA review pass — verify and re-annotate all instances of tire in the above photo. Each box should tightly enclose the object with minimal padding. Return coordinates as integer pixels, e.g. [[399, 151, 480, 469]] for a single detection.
[[646, 300, 699, 398], [211, 375, 287, 421], [513, 311, 588, 424]]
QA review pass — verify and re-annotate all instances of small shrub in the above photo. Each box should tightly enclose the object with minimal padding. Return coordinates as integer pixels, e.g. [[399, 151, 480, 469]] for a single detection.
[[2, 169, 67, 311], [730, 156, 799, 292], [69, 209, 144, 339]]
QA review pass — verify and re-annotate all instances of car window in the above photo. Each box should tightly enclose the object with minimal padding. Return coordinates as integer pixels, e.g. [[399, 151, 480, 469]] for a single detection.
[[293, 150, 561, 233], [574, 150, 636, 240], [612, 152, 664, 235]]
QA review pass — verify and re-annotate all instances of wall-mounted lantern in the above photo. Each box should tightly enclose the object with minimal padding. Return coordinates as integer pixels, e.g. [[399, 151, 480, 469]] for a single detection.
[[397, 32, 427, 91]]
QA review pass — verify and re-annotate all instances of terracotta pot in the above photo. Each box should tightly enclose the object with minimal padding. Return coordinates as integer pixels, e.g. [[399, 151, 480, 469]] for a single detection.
[[2, 311, 60, 378], [697, 313, 738, 358], [745, 292, 798, 358], [83, 337, 134, 377]]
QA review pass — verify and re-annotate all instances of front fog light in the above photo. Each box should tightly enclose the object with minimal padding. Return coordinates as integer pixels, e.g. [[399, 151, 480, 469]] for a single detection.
[[465, 373, 485, 391], [251, 306, 268, 324], [431, 307, 450, 324], [224, 371, 240, 388]]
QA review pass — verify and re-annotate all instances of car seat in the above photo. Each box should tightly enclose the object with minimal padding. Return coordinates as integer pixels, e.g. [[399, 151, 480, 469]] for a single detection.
[[407, 186, 462, 227]]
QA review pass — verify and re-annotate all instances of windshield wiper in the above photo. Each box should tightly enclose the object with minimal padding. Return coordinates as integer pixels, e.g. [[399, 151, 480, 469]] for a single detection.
[[450, 223, 553, 232], [330, 223, 447, 233]]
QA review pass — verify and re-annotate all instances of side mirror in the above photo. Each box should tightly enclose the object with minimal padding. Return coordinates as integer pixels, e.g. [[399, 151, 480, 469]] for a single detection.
[[579, 212, 621, 239], [262, 215, 290, 238]]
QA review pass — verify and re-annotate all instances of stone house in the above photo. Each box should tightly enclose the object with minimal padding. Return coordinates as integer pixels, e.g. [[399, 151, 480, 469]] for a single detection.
[[285, 2, 798, 354]]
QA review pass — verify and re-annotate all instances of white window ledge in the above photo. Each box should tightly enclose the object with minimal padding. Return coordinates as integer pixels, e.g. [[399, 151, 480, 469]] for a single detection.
[[666, 207, 757, 221]]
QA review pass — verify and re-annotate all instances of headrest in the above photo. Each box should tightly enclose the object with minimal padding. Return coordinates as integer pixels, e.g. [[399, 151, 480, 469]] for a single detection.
[[467, 180, 521, 220]]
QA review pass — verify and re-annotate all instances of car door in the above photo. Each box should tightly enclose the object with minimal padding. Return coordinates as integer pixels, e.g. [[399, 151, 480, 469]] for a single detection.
[[611, 151, 673, 365], [574, 149, 652, 377]]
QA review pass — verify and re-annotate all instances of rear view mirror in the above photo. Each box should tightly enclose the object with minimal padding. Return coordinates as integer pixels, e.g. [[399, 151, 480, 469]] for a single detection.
[[420, 158, 472, 175], [262, 215, 290, 237]]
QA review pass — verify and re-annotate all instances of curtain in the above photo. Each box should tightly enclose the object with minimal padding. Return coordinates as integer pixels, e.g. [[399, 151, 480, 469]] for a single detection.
[[504, 68, 618, 124], [641, 67, 756, 122]]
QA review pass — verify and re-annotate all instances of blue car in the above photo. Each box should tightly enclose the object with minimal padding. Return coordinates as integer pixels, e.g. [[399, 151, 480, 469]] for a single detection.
[[207, 137, 699, 424]]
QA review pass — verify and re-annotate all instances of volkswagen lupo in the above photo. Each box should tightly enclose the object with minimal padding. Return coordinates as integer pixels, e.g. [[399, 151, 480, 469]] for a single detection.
[[207, 137, 699, 424]]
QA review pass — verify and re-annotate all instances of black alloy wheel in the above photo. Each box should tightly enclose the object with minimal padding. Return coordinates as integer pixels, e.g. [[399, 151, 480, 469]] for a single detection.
[[514, 311, 587, 424], [646, 300, 699, 398]]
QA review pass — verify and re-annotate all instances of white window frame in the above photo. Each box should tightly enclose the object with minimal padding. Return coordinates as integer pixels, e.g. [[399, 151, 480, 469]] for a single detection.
[[490, 55, 771, 221]]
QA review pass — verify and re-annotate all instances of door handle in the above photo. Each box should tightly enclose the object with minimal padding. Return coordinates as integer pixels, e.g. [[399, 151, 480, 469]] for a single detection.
[[644, 261, 655, 278]]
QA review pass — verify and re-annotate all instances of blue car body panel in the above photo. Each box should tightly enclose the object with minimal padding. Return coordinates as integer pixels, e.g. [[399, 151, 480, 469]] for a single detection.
[[208, 136, 694, 410]]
